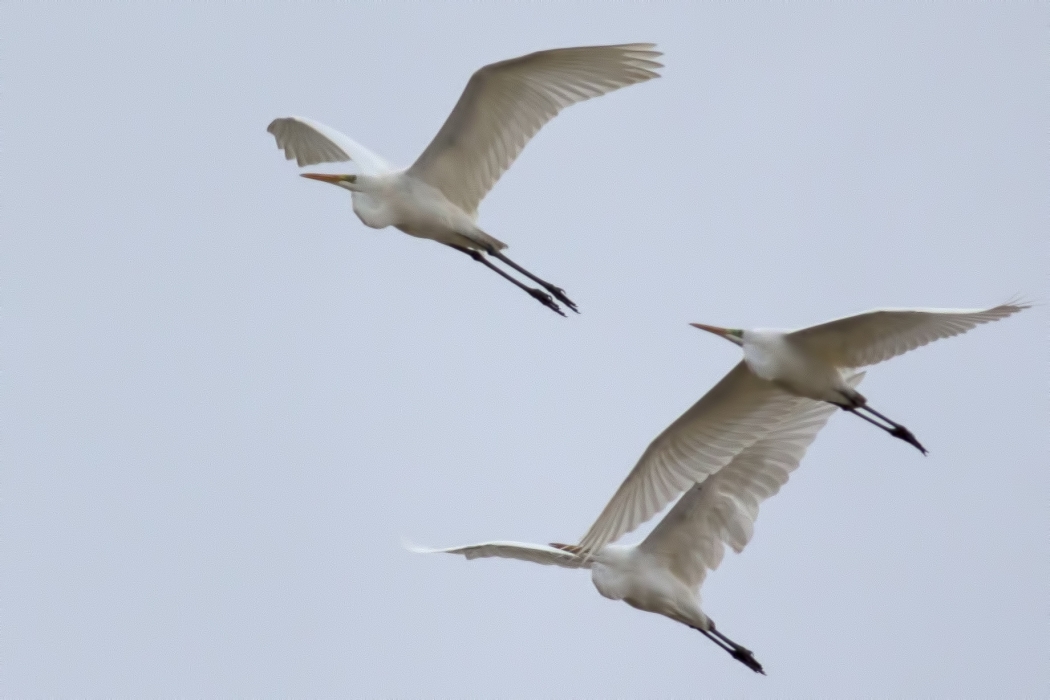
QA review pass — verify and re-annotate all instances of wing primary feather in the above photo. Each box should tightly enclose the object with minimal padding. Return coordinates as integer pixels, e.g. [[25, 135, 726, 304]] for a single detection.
[[636, 375, 862, 592], [267, 116, 393, 174], [575, 364, 798, 556], [407, 43, 662, 216], [788, 301, 1030, 368], [405, 539, 587, 569]]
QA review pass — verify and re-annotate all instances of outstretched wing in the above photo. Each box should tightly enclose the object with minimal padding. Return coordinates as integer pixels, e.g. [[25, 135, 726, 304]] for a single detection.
[[576, 363, 799, 557], [406, 540, 586, 569], [787, 301, 1029, 368], [638, 373, 863, 591], [267, 116, 394, 175], [407, 43, 662, 217]]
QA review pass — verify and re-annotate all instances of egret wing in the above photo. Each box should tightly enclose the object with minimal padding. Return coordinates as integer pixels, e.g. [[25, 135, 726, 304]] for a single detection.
[[406, 540, 586, 569], [637, 374, 863, 591], [267, 116, 394, 175], [576, 363, 799, 557], [407, 43, 662, 217], [788, 301, 1029, 368]]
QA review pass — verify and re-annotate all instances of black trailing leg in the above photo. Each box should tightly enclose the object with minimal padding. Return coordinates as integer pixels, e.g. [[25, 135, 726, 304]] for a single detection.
[[839, 400, 928, 455], [450, 245, 565, 316], [488, 250, 579, 314], [697, 623, 765, 675]]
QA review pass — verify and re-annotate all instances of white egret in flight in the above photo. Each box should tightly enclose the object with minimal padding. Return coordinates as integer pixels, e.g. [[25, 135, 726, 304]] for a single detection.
[[411, 383, 862, 674], [268, 44, 662, 315], [410, 301, 1027, 670], [689, 301, 1029, 455]]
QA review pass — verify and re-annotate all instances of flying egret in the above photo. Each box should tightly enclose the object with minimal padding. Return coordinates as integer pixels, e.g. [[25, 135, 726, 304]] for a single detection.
[[689, 300, 1029, 455], [532, 300, 1032, 568], [411, 384, 861, 673], [268, 44, 662, 316]]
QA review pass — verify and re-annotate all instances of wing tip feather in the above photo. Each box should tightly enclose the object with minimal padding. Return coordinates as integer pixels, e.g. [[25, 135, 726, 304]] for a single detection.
[[402, 537, 441, 554]]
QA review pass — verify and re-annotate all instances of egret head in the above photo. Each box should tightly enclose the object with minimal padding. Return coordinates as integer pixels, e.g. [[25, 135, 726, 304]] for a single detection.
[[690, 323, 744, 346], [301, 173, 359, 191]]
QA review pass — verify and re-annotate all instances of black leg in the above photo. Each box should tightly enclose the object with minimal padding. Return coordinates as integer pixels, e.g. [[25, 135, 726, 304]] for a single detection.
[[449, 245, 565, 316], [861, 406, 928, 455], [488, 250, 579, 314], [841, 406, 928, 455], [696, 624, 765, 674]]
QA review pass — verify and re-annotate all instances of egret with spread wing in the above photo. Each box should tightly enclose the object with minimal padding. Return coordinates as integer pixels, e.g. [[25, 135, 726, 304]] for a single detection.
[[690, 300, 1029, 455], [268, 44, 662, 315], [411, 301, 1028, 670], [410, 386, 857, 674]]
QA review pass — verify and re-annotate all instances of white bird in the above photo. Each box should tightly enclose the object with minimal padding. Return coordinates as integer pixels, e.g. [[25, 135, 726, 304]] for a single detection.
[[562, 300, 1029, 562], [411, 382, 860, 674], [688, 300, 1029, 456], [411, 301, 1028, 671], [268, 44, 662, 316]]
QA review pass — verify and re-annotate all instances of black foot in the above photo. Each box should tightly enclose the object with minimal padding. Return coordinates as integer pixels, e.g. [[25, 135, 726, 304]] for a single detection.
[[840, 403, 928, 456], [486, 249, 578, 315], [702, 624, 766, 675], [530, 289, 565, 316], [542, 284, 579, 314], [730, 647, 765, 675], [890, 425, 928, 455]]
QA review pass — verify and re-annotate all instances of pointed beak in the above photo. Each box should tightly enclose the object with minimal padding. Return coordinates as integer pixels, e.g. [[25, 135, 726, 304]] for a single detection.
[[300, 173, 348, 185], [689, 322, 731, 338]]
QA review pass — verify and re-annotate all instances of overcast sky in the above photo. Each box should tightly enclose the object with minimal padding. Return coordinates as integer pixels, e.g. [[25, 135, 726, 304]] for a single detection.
[[3, 3, 1047, 697]]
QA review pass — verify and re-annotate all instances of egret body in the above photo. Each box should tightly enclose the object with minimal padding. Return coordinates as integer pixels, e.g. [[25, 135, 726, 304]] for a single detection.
[[690, 301, 1030, 453], [412, 390, 857, 674], [269, 44, 662, 315], [413, 301, 1029, 670]]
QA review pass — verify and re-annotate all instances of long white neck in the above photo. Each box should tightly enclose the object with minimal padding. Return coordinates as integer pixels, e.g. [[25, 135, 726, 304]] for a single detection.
[[739, 329, 792, 381], [742, 328, 851, 401], [347, 174, 397, 229]]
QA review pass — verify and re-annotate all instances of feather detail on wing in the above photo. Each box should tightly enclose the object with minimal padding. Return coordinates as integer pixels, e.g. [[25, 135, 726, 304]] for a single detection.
[[407, 43, 662, 217], [787, 301, 1029, 368], [267, 116, 394, 175], [405, 539, 587, 569], [637, 372, 864, 592], [576, 363, 799, 557]]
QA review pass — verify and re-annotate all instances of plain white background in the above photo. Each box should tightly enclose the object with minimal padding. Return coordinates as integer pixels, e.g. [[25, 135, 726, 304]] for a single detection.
[[3, 3, 1047, 697]]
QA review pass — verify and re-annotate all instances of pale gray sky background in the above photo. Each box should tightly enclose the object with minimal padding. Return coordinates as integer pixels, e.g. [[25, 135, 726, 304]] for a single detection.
[[3, 3, 1047, 697]]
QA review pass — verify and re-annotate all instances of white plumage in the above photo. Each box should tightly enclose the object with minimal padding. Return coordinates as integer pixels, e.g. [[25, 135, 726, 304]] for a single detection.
[[576, 300, 1029, 557], [267, 115, 394, 175], [638, 394, 844, 591], [576, 362, 800, 557], [412, 383, 854, 674], [268, 44, 662, 315], [691, 300, 1029, 457], [411, 300, 1029, 673], [787, 303, 1027, 368], [406, 541, 585, 569]]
